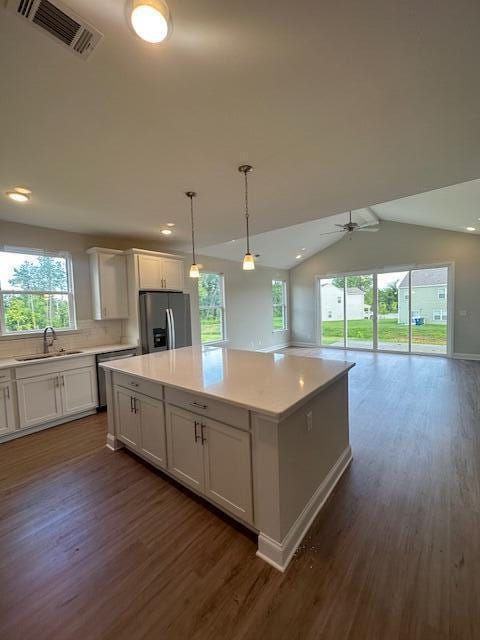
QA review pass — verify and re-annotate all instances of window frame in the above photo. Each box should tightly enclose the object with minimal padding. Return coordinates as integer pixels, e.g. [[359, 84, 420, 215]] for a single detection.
[[0, 246, 77, 336], [198, 272, 226, 345], [272, 279, 288, 332]]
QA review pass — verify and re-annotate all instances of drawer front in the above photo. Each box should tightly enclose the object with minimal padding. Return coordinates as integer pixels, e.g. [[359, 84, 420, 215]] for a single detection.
[[165, 387, 249, 431], [0, 369, 12, 382], [113, 371, 164, 402], [16, 355, 96, 379]]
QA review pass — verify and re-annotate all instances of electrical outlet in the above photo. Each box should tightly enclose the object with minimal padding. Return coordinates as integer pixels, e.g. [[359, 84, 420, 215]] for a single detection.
[[306, 411, 313, 432]]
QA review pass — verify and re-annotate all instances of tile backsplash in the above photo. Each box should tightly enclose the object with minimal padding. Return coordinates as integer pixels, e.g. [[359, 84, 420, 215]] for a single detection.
[[0, 320, 124, 359]]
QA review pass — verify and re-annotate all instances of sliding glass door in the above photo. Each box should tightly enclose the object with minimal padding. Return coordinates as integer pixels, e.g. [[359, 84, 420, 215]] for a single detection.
[[319, 277, 345, 347], [346, 275, 373, 349], [410, 267, 448, 355], [318, 265, 450, 356], [377, 271, 409, 352]]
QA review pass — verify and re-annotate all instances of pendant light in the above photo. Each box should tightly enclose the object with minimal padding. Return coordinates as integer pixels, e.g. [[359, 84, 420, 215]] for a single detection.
[[238, 164, 255, 270], [186, 191, 200, 278]]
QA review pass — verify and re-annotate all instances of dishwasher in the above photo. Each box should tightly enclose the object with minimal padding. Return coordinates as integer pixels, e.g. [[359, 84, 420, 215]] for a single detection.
[[96, 348, 138, 409]]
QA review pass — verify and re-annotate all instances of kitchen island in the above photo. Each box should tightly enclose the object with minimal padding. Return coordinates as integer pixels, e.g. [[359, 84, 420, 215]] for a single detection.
[[102, 346, 354, 571]]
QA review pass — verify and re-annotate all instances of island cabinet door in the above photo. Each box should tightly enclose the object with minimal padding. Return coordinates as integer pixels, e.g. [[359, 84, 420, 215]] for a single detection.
[[165, 405, 204, 493], [202, 418, 253, 525], [137, 393, 166, 469], [114, 385, 140, 450]]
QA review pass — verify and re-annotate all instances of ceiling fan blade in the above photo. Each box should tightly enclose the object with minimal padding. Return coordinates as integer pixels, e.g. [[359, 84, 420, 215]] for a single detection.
[[358, 226, 379, 232], [334, 224, 346, 228], [318, 230, 345, 237]]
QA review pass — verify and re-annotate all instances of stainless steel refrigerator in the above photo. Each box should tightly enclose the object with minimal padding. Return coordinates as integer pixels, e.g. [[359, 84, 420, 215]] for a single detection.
[[139, 291, 192, 354]]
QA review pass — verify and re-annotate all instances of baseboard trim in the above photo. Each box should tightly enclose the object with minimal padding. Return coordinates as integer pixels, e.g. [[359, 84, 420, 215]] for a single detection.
[[289, 341, 318, 348], [453, 353, 480, 361], [0, 409, 97, 444], [256, 445, 353, 572], [256, 343, 290, 353], [106, 432, 125, 451]]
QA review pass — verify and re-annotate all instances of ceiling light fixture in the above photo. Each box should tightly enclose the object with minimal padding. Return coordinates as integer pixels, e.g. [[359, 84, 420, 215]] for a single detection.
[[295, 254, 302, 260], [166, 222, 175, 227], [186, 191, 200, 278], [129, 0, 171, 44], [161, 228, 172, 235], [238, 164, 255, 271], [466, 226, 476, 231], [5, 187, 31, 203]]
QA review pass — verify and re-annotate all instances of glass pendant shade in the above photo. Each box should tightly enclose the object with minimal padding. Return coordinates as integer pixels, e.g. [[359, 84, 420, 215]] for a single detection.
[[243, 253, 255, 270], [189, 263, 200, 278]]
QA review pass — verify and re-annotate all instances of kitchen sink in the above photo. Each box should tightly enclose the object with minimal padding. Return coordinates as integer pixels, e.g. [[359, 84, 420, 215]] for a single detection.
[[16, 350, 83, 362]]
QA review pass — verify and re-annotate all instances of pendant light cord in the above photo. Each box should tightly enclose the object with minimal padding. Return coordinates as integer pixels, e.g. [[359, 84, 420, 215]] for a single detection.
[[243, 169, 251, 254], [186, 191, 197, 265]]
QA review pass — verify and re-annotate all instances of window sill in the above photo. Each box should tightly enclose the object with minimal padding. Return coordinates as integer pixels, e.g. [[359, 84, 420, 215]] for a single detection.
[[0, 327, 79, 341], [202, 339, 229, 348], [272, 329, 289, 334]]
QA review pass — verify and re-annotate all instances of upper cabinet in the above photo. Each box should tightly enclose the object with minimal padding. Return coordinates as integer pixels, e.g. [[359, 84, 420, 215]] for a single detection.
[[87, 248, 129, 320], [136, 251, 184, 292]]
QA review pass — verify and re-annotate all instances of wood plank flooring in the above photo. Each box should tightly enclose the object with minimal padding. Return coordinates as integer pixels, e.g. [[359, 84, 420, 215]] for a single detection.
[[0, 349, 479, 640]]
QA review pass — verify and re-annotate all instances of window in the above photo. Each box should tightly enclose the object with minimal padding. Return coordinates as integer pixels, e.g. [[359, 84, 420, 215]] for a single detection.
[[272, 279, 288, 331], [0, 248, 75, 335], [337, 296, 342, 304], [433, 309, 447, 321], [438, 288, 446, 300], [198, 272, 225, 343]]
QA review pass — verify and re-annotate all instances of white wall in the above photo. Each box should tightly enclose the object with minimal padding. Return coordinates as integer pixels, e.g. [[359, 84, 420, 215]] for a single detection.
[[290, 221, 480, 357], [0, 219, 289, 356], [184, 254, 290, 351]]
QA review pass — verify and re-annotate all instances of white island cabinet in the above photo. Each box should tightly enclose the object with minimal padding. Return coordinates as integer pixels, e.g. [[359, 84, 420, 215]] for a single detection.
[[102, 346, 354, 572]]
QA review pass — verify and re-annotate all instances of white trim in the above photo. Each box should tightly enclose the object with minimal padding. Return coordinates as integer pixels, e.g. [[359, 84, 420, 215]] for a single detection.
[[0, 409, 97, 444], [256, 343, 290, 353], [256, 445, 352, 572]]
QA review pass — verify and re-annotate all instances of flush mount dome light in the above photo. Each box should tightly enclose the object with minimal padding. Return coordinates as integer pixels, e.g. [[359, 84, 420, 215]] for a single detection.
[[129, 0, 171, 44], [5, 187, 31, 203]]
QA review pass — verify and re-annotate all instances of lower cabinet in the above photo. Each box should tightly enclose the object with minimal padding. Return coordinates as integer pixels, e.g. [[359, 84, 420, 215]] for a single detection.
[[17, 366, 98, 430], [165, 404, 253, 524], [17, 373, 63, 429], [0, 382, 15, 436], [114, 385, 166, 468]]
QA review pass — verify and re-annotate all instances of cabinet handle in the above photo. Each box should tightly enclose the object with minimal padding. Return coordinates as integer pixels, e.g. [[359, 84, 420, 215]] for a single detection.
[[134, 398, 139, 414], [191, 401, 208, 410], [130, 396, 134, 413], [129, 381, 139, 388], [201, 423, 207, 445], [194, 420, 200, 442], [61, 375, 65, 387], [5, 386, 10, 400]]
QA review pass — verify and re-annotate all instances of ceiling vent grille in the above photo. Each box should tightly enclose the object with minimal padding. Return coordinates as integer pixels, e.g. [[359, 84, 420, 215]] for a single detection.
[[5, 0, 103, 59]]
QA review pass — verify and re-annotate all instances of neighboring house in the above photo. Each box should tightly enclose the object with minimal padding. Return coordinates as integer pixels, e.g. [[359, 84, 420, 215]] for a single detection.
[[321, 283, 366, 321], [398, 268, 448, 324]]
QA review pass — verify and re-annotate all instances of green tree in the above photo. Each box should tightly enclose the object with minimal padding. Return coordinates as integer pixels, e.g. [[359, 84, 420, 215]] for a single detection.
[[3, 256, 70, 332], [332, 275, 373, 305]]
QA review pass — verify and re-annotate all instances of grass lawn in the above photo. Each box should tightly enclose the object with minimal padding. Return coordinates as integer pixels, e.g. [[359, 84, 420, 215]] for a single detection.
[[322, 319, 447, 345]]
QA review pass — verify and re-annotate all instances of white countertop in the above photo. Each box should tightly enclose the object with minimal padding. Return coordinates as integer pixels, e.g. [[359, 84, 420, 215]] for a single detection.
[[102, 346, 354, 419], [0, 343, 137, 371]]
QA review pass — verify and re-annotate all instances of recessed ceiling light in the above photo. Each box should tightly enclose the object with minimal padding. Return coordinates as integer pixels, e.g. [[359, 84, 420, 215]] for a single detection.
[[129, 0, 171, 44], [161, 229, 172, 235], [5, 187, 31, 203], [295, 254, 302, 260], [166, 222, 175, 227], [466, 226, 476, 232], [301, 247, 306, 251]]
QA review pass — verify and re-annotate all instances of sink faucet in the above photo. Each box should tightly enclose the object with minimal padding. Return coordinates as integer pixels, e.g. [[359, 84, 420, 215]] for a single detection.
[[43, 326, 57, 354]]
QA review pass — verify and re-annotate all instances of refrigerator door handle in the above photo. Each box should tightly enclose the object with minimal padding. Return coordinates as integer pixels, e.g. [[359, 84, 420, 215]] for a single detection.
[[170, 308, 176, 349], [166, 308, 172, 349]]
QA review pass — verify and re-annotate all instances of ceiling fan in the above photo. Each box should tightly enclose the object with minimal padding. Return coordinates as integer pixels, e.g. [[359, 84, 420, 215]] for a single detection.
[[319, 211, 380, 237]]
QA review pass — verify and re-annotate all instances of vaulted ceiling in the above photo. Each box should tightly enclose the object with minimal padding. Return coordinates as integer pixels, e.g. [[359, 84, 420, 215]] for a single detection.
[[1, 0, 480, 249]]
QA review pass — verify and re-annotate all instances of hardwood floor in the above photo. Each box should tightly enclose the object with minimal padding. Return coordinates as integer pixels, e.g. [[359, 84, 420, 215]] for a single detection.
[[1, 349, 479, 640]]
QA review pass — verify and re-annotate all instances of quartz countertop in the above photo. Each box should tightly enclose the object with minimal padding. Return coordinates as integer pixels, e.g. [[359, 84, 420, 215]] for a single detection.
[[101, 346, 354, 419], [0, 343, 137, 371]]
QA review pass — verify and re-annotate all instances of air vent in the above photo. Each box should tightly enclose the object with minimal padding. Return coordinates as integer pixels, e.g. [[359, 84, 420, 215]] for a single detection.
[[6, 0, 103, 59]]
